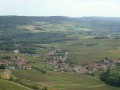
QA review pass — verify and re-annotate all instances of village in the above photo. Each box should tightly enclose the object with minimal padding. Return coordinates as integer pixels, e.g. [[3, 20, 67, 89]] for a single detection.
[[10, 49, 120, 74], [73, 58, 120, 74], [46, 50, 120, 74], [0, 56, 31, 70]]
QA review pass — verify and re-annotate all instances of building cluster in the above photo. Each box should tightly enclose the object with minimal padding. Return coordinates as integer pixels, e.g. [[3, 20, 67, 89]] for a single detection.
[[48, 58, 71, 72], [46, 50, 71, 72], [31, 50, 65, 57], [73, 59, 120, 74], [48, 50, 65, 56], [47, 56, 120, 73], [0, 56, 31, 70]]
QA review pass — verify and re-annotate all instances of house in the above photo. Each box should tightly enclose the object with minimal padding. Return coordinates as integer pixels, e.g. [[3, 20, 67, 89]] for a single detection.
[[13, 49, 19, 53], [0, 56, 32, 70]]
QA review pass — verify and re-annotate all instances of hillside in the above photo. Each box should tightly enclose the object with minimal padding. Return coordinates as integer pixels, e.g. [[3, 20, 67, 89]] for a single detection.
[[0, 16, 120, 90], [0, 16, 120, 32], [0, 79, 31, 90]]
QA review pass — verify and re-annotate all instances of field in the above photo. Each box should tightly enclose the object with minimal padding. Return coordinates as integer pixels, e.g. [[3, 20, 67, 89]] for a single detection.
[[12, 69, 120, 90], [0, 70, 31, 90], [0, 79, 30, 90], [10, 38, 120, 90], [1, 37, 120, 90], [57, 39, 120, 65]]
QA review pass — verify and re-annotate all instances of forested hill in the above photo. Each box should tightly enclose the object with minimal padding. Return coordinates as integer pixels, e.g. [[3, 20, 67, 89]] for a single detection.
[[0, 16, 70, 28], [0, 16, 120, 32]]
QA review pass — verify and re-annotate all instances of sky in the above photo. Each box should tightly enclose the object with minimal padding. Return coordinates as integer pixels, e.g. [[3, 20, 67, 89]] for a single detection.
[[0, 0, 120, 17]]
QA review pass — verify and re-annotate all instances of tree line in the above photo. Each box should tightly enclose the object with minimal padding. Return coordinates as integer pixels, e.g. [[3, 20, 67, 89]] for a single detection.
[[100, 69, 120, 87]]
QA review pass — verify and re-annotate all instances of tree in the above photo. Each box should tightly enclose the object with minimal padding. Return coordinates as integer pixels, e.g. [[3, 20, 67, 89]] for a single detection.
[[42, 86, 48, 90], [100, 69, 120, 87], [0, 64, 5, 69], [44, 86, 48, 90]]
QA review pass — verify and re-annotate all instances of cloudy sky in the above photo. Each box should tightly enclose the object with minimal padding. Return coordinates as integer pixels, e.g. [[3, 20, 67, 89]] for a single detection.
[[0, 0, 120, 17]]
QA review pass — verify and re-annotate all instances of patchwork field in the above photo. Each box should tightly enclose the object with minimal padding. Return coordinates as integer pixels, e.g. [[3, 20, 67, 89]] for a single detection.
[[0, 79, 31, 90], [56, 39, 120, 65], [1, 37, 120, 90], [12, 69, 120, 90]]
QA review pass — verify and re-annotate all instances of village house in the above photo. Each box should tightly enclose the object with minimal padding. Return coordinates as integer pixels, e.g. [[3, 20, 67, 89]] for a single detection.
[[13, 49, 19, 53], [48, 56, 120, 74], [73, 59, 120, 74], [0, 56, 31, 70]]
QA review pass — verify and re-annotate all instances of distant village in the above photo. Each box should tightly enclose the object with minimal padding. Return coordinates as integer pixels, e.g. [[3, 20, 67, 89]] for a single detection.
[[73, 59, 120, 74], [46, 50, 120, 74], [0, 56, 31, 70], [12, 49, 120, 74]]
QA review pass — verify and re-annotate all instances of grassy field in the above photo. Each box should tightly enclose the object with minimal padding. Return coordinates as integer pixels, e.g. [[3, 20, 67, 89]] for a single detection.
[[0, 79, 31, 90], [12, 69, 120, 90], [0, 70, 31, 90], [1, 38, 120, 90], [56, 39, 120, 65]]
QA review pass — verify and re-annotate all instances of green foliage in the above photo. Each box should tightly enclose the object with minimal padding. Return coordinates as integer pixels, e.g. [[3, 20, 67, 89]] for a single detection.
[[32, 67, 46, 74], [100, 69, 120, 87], [42, 86, 48, 90], [19, 47, 36, 54], [116, 62, 120, 66], [0, 56, 11, 59], [0, 64, 5, 69], [87, 72, 95, 76], [65, 57, 77, 66]]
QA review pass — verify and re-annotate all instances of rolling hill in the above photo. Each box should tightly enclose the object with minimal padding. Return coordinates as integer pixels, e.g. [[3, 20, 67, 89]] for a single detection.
[[0, 16, 120, 90], [0, 16, 120, 32]]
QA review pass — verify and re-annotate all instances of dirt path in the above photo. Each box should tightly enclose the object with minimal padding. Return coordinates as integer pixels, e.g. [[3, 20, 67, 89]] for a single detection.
[[88, 85, 106, 88], [4, 80, 33, 90], [62, 52, 69, 61]]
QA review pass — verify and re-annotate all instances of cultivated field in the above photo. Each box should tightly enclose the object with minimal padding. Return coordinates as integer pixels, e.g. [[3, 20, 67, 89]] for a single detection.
[[1, 38, 120, 90]]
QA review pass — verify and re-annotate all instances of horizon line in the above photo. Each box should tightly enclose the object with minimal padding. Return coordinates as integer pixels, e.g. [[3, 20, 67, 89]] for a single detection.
[[0, 15, 120, 18]]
